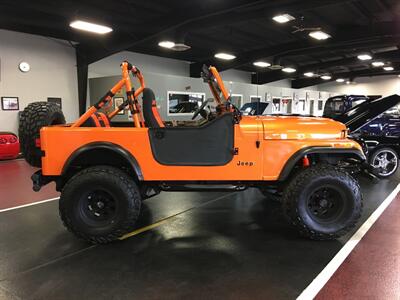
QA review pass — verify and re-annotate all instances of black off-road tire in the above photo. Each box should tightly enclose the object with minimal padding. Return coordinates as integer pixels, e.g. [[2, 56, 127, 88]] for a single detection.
[[282, 164, 362, 240], [59, 166, 141, 244], [19, 102, 65, 167]]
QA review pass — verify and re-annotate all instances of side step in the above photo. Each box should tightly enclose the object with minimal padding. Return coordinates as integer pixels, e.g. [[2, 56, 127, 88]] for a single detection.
[[159, 184, 247, 192]]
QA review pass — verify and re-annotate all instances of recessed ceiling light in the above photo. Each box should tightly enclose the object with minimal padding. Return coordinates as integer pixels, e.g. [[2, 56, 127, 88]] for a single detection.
[[158, 41, 175, 49], [321, 75, 332, 80], [272, 14, 295, 24], [336, 78, 345, 83], [69, 20, 112, 34], [384, 66, 394, 71], [309, 31, 331, 40], [214, 53, 236, 60], [253, 61, 271, 68], [304, 72, 315, 77], [357, 54, 372, 61], [282, 67, 296, 73], [372, 61, 385, 67]]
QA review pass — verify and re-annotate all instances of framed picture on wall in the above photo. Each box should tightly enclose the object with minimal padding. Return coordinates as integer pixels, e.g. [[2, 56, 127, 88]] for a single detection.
[[114, 97, 125, 115], [1, 97, 19, 111], [47, 97, 62, 109]]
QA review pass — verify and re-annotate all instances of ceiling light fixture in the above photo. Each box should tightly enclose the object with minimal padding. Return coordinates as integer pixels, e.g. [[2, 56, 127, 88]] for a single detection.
[[69, 20, 112, 34], [321, 75, 332, 80], [214, 53, 236, 60], [336, 78, 345, 83], [158, 41, 175, 49], [384, 66, 394, 71], [357, 54, 372, 61], [372, 61, 385, 67], [253, 61, 271, 68], [304, 72, 315, 77], [309, 31, 331, 40], [282, 67, 296, 73], [272, 14, 295, 24]]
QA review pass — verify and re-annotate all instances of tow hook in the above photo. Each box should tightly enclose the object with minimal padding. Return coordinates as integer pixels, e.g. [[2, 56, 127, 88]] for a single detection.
[[31, 170, 54, 192]]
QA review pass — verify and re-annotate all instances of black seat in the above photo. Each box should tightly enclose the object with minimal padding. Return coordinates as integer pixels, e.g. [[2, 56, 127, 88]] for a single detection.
[[142, 88, 164, 128]]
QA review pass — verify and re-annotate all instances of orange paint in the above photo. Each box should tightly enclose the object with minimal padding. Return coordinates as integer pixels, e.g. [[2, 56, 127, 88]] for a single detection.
[[39, 64, 363, 183]]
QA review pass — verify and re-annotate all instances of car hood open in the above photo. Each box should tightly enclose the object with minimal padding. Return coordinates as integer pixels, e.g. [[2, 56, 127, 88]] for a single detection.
[[333, 94, 400, 132]]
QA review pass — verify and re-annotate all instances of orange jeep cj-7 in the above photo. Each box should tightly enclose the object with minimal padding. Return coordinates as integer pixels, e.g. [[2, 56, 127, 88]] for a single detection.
[[19, 61, 366, 244]]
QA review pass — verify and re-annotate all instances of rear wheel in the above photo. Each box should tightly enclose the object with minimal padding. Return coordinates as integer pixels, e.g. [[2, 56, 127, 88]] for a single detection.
[[282, 164, 362, 240], [19, 102, 65, 167], [369, 147, 399, 178], [59, 166, 141, 244]]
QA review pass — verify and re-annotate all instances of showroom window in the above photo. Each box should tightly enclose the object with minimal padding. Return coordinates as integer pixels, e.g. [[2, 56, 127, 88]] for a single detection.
[[298, 99, 306, 113], [318, 100, 324, 110], [230, 94, 243, 108], [250, 95, 262, 103], [167, 91, 206, 116], [272, 97, 281, 113]]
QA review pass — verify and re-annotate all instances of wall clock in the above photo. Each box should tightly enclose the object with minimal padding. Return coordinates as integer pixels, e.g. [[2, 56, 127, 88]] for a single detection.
[[19, 62, 30, 73]]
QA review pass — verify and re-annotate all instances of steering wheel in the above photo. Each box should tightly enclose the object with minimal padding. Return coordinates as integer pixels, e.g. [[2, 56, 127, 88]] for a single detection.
[[192, 99, 211, 120]]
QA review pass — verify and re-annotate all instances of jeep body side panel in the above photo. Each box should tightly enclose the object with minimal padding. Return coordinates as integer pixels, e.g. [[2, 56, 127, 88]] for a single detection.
[[40, 116, 362, 181], [40, 117, 264, 181]]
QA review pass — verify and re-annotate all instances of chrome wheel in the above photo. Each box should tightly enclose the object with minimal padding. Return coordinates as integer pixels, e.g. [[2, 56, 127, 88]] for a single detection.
[[371, 148, 398, 177]]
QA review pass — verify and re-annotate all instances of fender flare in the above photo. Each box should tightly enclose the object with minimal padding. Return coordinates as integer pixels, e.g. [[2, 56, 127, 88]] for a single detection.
[[62, 142, 143, 181], [278, 146, 366, 181]]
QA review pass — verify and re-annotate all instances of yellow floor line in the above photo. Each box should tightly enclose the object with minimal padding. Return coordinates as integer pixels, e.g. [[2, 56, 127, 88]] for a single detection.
[[120, 192, 235, 240]]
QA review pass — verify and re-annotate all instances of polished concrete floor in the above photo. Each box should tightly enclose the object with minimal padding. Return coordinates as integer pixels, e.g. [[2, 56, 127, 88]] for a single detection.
[[0, 160, 399, 299]]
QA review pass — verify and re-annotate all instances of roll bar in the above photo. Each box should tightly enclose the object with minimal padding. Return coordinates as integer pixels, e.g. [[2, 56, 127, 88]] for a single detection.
[[72, 61, 145, 128]]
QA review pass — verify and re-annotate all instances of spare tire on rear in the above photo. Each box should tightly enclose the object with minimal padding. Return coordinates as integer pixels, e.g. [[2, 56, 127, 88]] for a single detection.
[[19, 102, 65, 167]]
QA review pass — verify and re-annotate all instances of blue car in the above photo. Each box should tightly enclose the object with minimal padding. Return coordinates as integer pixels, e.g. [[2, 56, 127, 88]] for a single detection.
[[322, 95, 400, 136], [324, 94, 400, 178]]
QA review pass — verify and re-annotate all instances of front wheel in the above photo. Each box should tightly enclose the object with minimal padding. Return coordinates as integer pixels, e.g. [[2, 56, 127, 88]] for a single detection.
[[369, 147, 399, 178], [59, 166, 141, 244], [282, 165, 362, 240]]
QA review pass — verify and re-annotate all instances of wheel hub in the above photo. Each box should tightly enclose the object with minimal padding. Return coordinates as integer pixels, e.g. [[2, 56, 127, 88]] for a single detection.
[[319, 199, 328, 208], [84, 190, 116, 221], [373, 150, 398, 176], [307, 187, 343, 222]]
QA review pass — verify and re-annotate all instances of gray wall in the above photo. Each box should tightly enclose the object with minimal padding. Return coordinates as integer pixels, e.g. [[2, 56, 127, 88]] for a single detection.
[[89, 71, 333, 121], [0, 29, 79, 134]]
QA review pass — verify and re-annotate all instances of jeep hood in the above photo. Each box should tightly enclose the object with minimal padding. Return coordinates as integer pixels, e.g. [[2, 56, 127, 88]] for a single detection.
[[333, 94, 400, 132], [257, 116, 346, 140]]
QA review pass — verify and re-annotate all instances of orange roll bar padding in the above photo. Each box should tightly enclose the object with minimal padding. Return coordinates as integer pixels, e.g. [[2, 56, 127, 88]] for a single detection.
[[72, 61, 145, 128], [209, 66, 230, 102]]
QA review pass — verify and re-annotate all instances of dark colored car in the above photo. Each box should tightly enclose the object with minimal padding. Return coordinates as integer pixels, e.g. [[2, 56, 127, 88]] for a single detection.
[[332, 95, 400, 178], [240, 102, 269, 115], [359, 107, 400, 136], [322, 95, 394, 135]]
